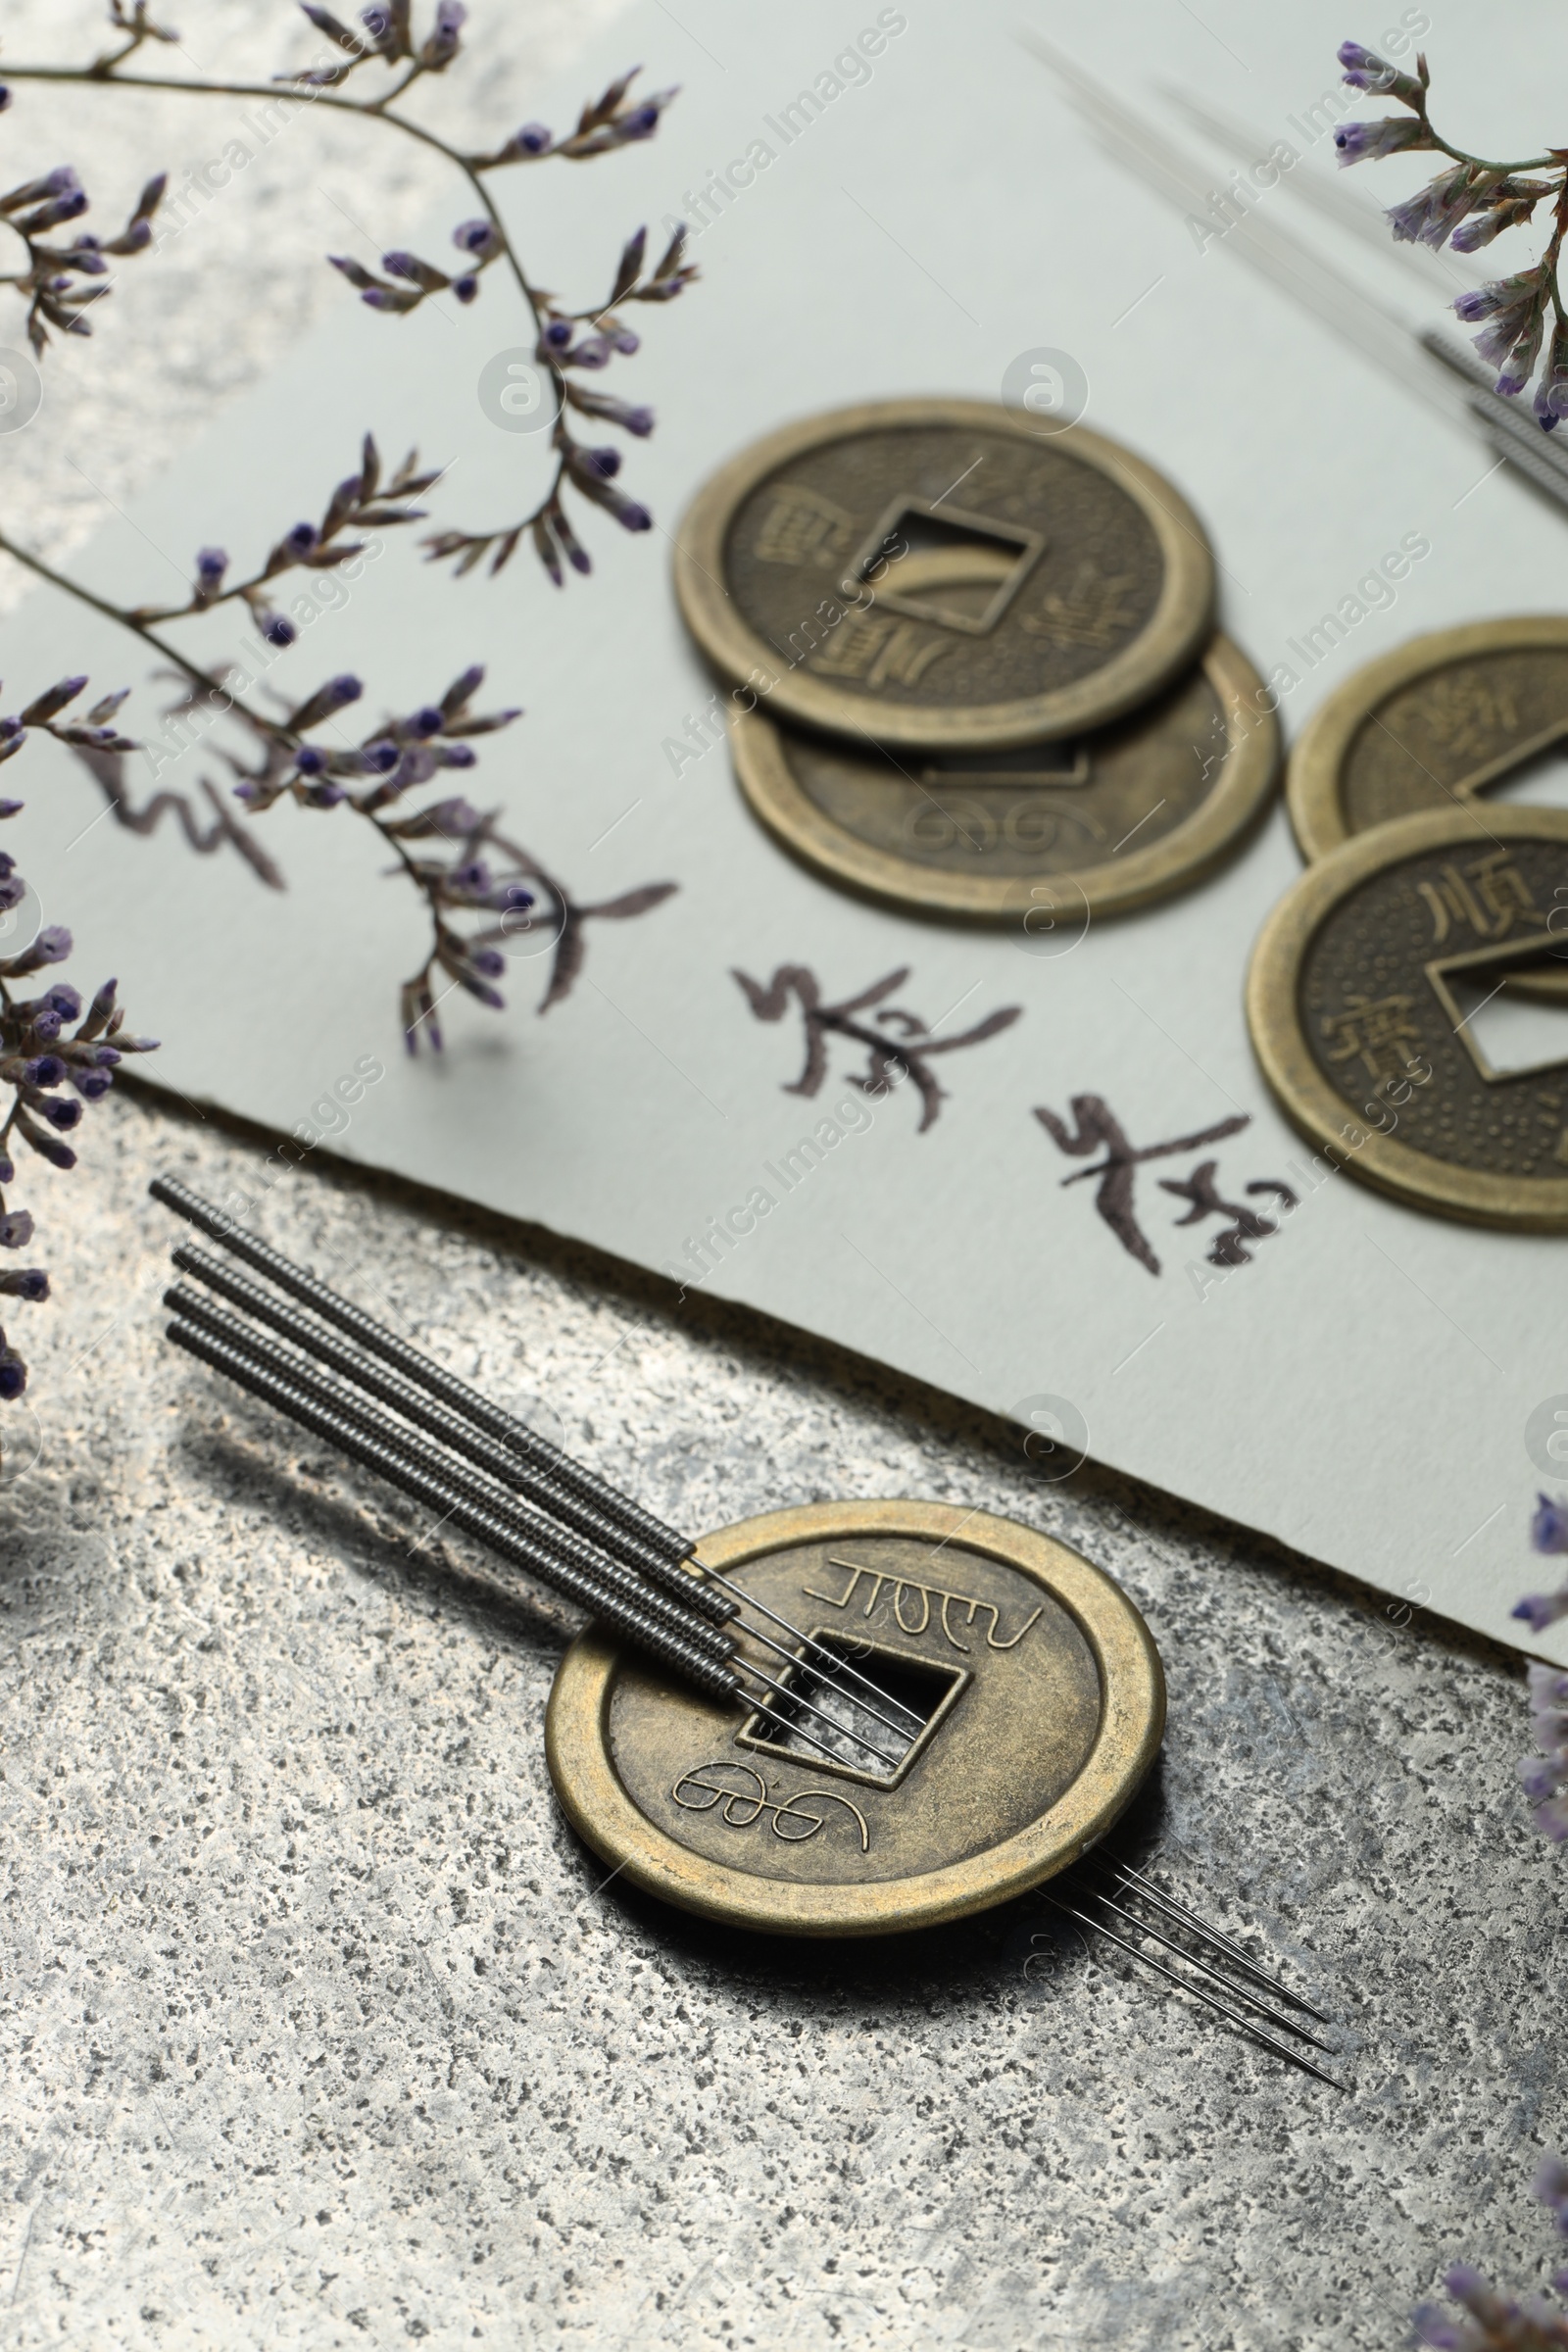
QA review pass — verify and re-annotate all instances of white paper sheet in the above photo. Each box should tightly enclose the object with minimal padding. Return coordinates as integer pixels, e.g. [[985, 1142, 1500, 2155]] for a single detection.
[[3, 0, 1565, 1661]]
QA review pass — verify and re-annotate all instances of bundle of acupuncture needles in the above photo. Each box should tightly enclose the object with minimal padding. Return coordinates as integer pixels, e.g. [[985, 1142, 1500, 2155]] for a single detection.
[[150, 1174, 927, 1782], [1044, 1855, 1345, 2088], [151, 1174, 1343, 2084]]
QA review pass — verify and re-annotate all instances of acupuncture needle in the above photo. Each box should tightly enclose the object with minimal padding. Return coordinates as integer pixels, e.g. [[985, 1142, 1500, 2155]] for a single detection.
[[1074, 1880, 1338, 2053], [1107, 1861, 1332, 2024], [1044, 1896, 1348, 2090], [169, 1288, 909, 1775], [730, 1658, 904, 1772], [176, 1233, 920, 1754], [153, 1178, 923, 1760], [700, 1568, 927, 1737]]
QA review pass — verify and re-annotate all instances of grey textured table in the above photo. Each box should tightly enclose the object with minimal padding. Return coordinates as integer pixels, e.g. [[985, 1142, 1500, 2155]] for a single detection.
[[1, 10, 1562, 2347]]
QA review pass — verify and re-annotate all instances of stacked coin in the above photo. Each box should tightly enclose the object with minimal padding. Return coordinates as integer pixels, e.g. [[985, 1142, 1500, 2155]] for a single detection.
[[674, 398, 1280, 923], [1248, 618, 1568, 1229]]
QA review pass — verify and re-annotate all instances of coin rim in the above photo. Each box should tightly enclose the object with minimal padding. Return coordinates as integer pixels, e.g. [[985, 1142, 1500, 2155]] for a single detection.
[[1286, 614, 1568, 862], [545, 1498, 1166, 1938], [672, 398, 1216, 750], [729, 632, 1279, 921], [1248, 803, 1568, 1228]]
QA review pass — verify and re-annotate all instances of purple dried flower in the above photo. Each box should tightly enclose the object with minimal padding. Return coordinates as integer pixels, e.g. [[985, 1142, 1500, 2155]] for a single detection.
[[1336, 39, 1425, 108], [19, 187, 90, 235], [1534, 1492, 1568, 1552], [362, 740, 401, 774], [620, 103, 660, 139], [262, 613, 298, 648], [1512, 1592, 1568, 1633], [23, 1055, 65, 1088], [295, 746, 327, 775], [22, 927, 71, 970], [199, 547, 230, 594], [453, 219, 500, 258], [285, 521, 318, 557], [453, 274, 478, 303], [611, 327, 641, 355], [0, 1353, 26, 1402], [44, 984, 80, 1022], [304, 781, 347, 808], [544, 318, 572, 348], [569, 389, 655, 435], [1334, 115, 1429, 167], [1537, 322, 1568, 430], [0, 1268, 49, 1302], [605, 487, 653, 532], [0, 1210, 33, 1250], [410, 706, 445, 738], [437, 744, 477, 768], [513, 122, 552, 155], [36, 1097, 81, 1134], [1386, 162, 1488, 248], [552, 507, 591, 575]]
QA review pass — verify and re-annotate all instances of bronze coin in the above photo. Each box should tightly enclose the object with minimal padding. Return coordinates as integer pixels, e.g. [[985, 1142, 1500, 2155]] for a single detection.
[[728, 632, 1278, 922], [1248, 805, 1568, 1228], [673, 398, 1215, 752], [545, 1500, 1165, 1938], [1288, 617, 1568, 858], [1287, 617, 1568, 1004]]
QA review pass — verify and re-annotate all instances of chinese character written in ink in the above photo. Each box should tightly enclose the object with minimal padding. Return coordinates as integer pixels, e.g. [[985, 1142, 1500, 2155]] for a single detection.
[[1320, 992, 1423, 1084], [1416, 849, 1538, 944], [1033, 1094, 1297, 1276], [1158, 1161, 1298, 1269]]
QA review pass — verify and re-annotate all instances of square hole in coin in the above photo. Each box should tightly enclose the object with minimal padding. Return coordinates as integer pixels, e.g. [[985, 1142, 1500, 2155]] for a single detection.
[[1425, 935, 1568, 1080], [844, 498, 1044, 636], [736, 1633, 968, 1788]]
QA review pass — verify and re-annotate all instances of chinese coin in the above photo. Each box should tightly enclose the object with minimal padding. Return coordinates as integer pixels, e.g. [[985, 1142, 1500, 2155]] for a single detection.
[[674, 398, 1215, 752], [547, 1500, 1164, 1937], [1248, 805, 1568, 1228], [728, 633, 1279, 923]]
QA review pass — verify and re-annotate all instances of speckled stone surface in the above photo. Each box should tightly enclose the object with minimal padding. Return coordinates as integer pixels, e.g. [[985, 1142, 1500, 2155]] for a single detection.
[[0, 1090, 1561, 2352], [0, 8, 1563, 2348]]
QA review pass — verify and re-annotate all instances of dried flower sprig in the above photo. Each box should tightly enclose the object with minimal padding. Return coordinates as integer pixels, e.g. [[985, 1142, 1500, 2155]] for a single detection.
[[1516, 1493, 1568, 1637], [1412, 2158, 1568, 2348], [0, 10, 686, 1047], [1334, 38, 1568, 425], [0, 684, 158, 1444], [1, 4, 697, 575], [92, 4, 181, 77], [2, 436, 675, 1048], [128, 439, 440, 649], [0, 159, 166, 356]]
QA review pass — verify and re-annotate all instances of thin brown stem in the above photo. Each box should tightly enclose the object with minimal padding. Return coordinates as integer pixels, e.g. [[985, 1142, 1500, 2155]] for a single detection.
[[1, 58, 569, 537]]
